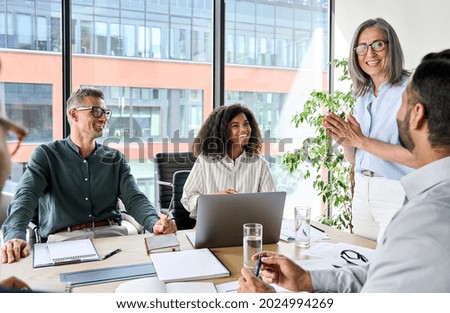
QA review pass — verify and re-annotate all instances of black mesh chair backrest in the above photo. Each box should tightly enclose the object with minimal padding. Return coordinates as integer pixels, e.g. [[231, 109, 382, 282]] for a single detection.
[[155, 152, 196, 211], [170, 170, 196, 230]]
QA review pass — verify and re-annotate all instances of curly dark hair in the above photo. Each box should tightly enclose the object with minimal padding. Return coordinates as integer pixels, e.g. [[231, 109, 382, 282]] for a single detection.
[[193, 103, 262, 158]]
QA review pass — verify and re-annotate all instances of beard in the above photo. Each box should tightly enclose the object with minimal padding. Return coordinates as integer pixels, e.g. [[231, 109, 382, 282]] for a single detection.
[[397, 109, 415, 152]]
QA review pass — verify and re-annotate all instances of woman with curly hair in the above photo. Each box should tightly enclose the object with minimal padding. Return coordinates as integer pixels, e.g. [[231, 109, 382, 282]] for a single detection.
[[181, 103, 276, 219]]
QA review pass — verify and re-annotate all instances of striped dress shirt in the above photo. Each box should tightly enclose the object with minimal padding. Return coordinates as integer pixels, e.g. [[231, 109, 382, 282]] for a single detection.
[[181, 152, 276, 218]]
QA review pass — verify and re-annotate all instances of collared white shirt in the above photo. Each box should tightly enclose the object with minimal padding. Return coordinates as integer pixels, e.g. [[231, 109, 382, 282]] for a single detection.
[[181, 152, 276, 218], [310, 156, 450, 292]]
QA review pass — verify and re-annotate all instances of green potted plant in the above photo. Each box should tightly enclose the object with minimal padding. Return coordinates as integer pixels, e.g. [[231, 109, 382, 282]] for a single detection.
[[282, 59, 355, 231]]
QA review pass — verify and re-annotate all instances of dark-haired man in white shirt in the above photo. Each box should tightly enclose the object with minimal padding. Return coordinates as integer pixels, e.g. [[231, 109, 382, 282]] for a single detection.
[[238, 49, 450, 293]]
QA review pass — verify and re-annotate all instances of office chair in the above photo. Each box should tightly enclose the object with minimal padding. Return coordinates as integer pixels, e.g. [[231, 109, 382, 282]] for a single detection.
[[0, 191, 14, 242], [169, 170, 196, 230], [5, 198, 144, 244], [0, 191, 13, 227], [155, 152, 197, 229], [0, 191, 40, 244]]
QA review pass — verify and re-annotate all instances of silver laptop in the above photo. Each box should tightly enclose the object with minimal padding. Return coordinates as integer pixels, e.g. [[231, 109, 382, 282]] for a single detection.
[[187, 192, 286, 248]]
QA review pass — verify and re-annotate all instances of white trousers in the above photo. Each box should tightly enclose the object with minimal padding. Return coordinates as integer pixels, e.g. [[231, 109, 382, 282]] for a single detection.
[[351, 172, 405, 242]]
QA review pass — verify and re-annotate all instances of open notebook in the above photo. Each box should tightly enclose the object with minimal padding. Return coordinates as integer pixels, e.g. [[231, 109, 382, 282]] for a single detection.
[[33, 238, 100, 268]]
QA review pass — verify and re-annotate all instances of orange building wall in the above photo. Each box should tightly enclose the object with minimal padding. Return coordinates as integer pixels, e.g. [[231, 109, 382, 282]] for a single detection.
[[1, 51, 327, 162]]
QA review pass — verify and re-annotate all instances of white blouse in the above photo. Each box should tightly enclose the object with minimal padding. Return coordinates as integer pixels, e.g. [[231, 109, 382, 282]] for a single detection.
[[181, 152, 276, 218]]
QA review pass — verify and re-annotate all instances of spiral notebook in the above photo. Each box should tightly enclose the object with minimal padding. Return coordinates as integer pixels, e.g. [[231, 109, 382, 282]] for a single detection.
[[33, 238, 100, 268]]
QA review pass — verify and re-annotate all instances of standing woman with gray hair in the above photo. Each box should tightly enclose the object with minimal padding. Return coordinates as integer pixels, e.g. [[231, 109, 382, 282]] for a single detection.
[[323, 18, 416, 241]]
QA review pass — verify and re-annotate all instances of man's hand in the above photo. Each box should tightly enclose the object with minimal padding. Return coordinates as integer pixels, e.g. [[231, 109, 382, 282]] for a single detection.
[[0, 276, 31, 291], [248, 251, 314, 292], [152, 214, 177, 234], [1, 238, 31, 264], [238, 267, 276, 293]]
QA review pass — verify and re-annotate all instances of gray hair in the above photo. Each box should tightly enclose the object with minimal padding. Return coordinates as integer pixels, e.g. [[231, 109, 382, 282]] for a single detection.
[[66, 87, 105, 114], [348, 18, 410, 97]]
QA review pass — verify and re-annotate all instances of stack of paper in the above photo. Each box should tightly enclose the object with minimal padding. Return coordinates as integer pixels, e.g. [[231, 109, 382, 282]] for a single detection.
[[115, 276, 217, 293], [279, 219, 330, 242], [150, 248, 230, 282]]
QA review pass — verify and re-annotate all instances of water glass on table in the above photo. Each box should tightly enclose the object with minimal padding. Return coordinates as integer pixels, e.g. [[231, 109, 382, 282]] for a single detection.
[[243, 223, 263, 273], [295, 206, 311, 248]]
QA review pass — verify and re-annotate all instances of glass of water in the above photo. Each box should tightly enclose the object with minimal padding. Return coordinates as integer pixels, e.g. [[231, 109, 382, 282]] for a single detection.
[[295, 206, 311, 248], [243, 223, 263, 271]]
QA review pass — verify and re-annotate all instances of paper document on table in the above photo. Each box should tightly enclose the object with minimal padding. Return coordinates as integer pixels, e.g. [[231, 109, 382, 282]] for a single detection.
[[300, 242, 375, 262], [280, 220, 329, 242], [115, 276, 217, 293], [215, 280, 294, 293], [150, 248, 230, 283], [28, 281, 73, 293], [295, 257, 347, 270], [185, 230, 196, 246]]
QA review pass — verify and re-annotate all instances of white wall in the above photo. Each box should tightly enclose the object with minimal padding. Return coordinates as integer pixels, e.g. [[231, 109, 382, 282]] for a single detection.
[[334, 0, 450, 70]]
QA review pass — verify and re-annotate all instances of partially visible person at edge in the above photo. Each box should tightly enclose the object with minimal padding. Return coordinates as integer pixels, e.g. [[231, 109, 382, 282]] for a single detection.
[[238, 49, 450, 293], [323, 18, 416, 241], [0, 105, 31, 291], [181, 103, 276, 219], [1, 87, 176, 264]]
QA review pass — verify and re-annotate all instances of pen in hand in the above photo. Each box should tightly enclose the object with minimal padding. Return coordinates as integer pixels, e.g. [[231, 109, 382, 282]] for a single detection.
[[103, 248, 122, 260], [255, 253, 262, 277]]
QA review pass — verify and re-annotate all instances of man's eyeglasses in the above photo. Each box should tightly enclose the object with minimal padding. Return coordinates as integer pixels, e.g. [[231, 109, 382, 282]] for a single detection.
[[340, 249, 368, 266], [74, 106, 112, 120], [354, 40, 389, 56], [0, 116, 28, 156]]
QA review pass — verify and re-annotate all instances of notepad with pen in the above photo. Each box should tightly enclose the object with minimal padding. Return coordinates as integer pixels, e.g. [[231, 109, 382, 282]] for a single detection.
[[144, 233, 180, 254], [33, 238, 100, 268]]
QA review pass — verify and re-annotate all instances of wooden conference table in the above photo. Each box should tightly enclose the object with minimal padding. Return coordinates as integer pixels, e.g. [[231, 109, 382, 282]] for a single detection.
[[0, 222, 376, 293]]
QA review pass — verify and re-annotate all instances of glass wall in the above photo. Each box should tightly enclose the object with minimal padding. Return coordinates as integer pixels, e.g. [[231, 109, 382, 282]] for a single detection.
[[225, 0, 329, 219], [0, 0, 327, 68], [1, 0, 329, 213], [0, 0, 62, 193], [3, 82, 53, 143], [89, 86, 203, 142]]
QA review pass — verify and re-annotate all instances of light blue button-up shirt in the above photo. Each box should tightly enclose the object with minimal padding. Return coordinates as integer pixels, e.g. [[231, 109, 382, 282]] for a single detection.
[[354, 75, 413, 180]]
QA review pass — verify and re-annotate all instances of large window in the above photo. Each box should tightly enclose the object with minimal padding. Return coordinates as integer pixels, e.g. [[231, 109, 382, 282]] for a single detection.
[[1, 0, 327, 69], [90, 85, 203, 142], [3, 83, 53, 143], [1, 0, 330, 214], [225, 0, 329, 219]]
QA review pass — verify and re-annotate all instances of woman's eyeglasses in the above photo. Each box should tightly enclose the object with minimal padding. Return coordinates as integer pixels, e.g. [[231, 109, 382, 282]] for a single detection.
[[74, 106, 112, 120], [340, 249, 368, 266], [0, 116, 28, 156], [354, 40, 389, 56]]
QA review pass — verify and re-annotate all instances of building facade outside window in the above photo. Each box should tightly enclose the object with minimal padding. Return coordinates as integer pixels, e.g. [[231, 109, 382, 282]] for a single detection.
[[0, 0, 329, 215]]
